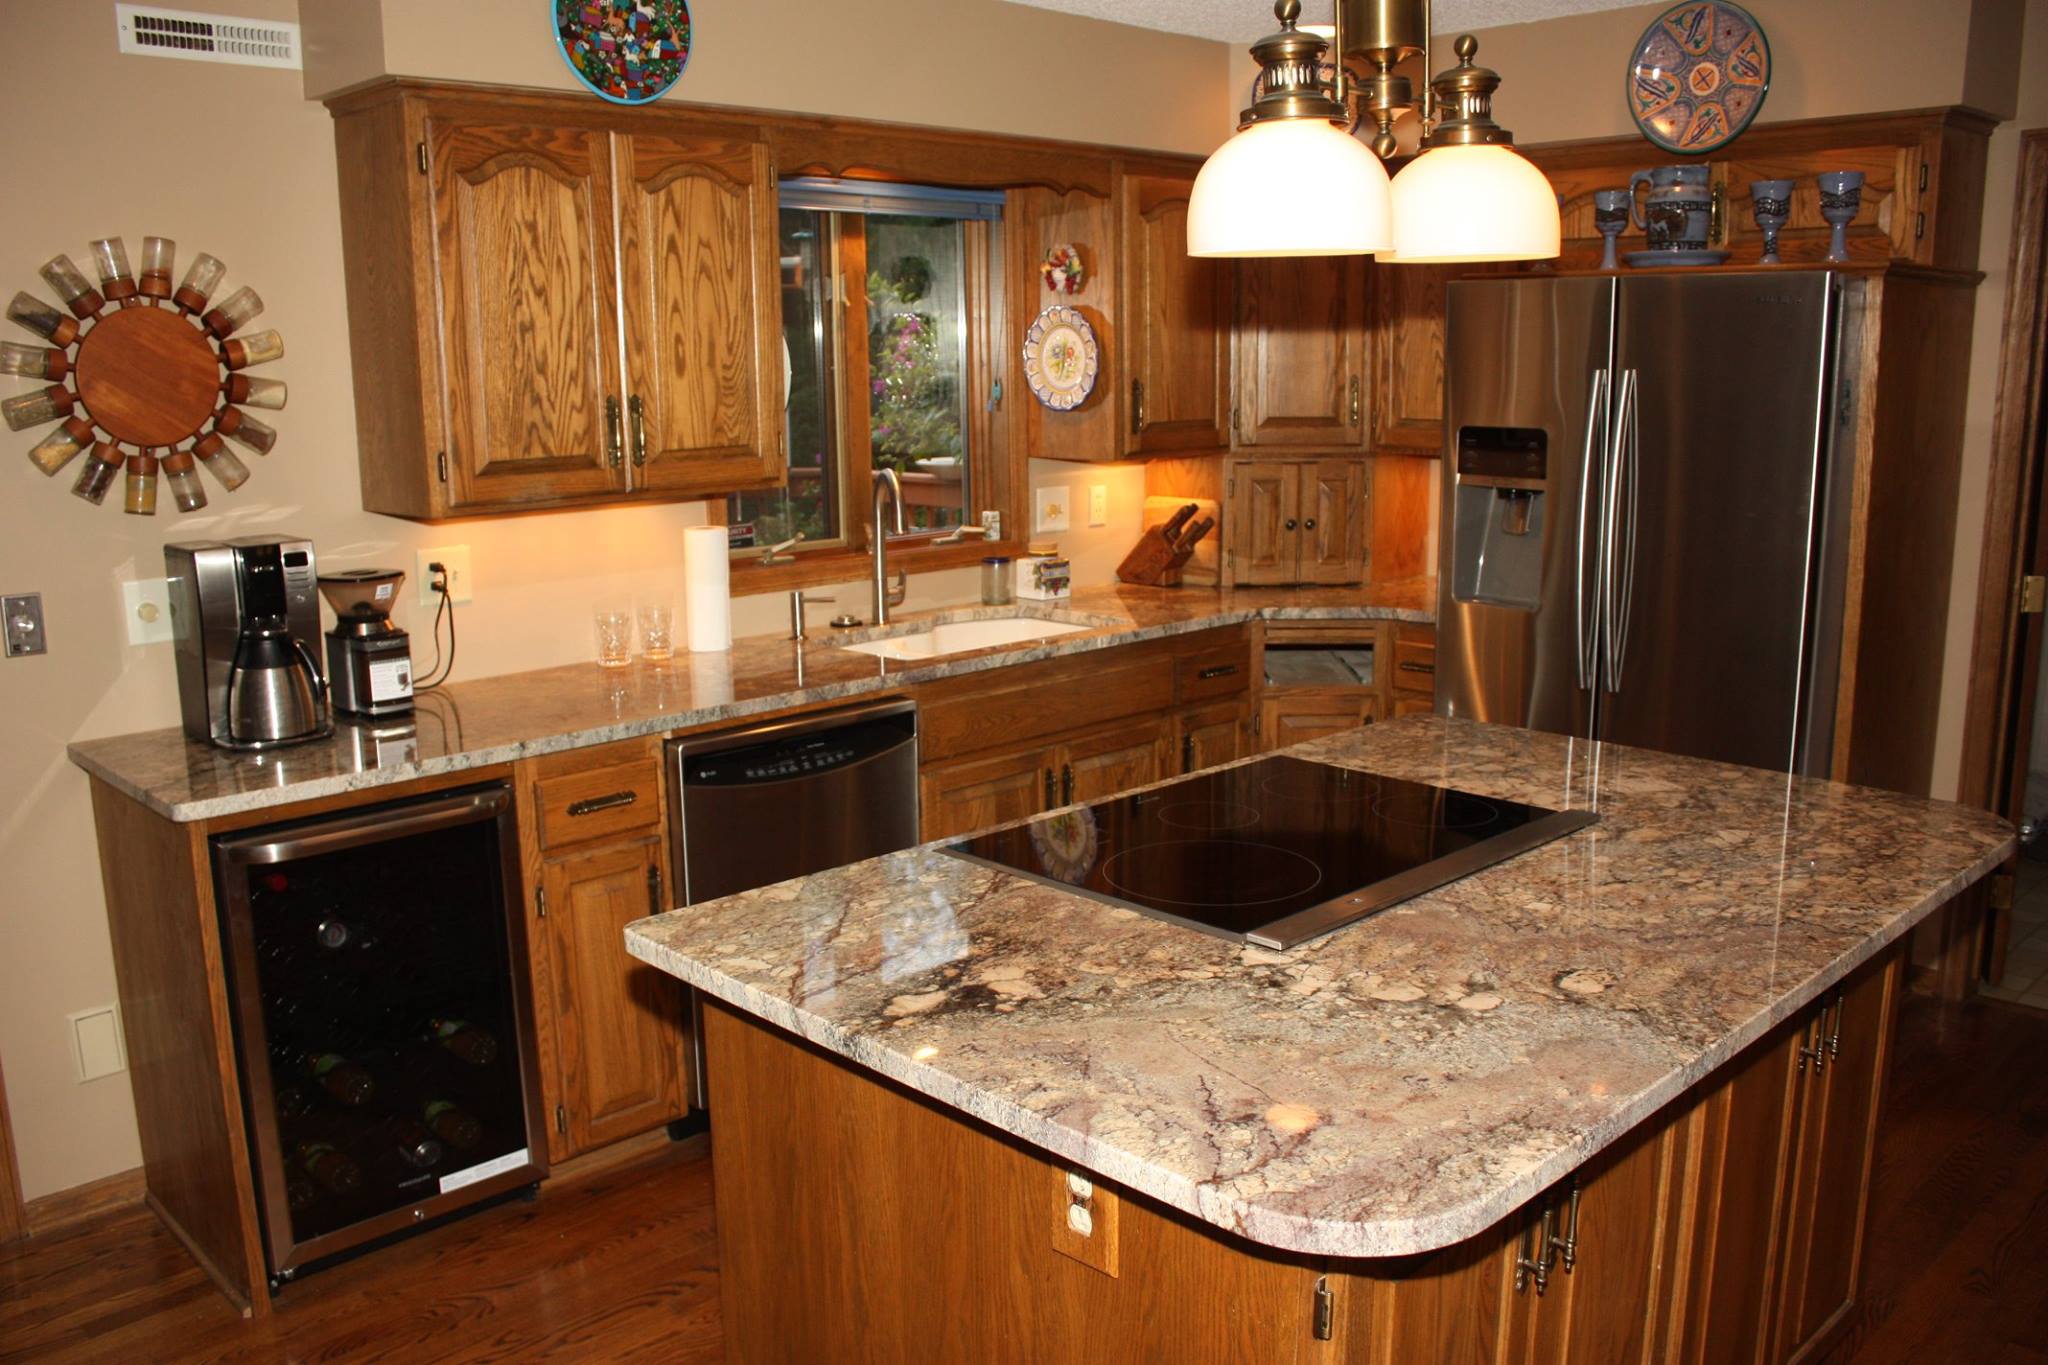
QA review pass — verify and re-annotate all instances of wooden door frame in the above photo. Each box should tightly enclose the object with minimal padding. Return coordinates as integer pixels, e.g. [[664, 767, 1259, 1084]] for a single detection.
[[1956, 129, 2048, 984], [0, 1054, 26, 1243]]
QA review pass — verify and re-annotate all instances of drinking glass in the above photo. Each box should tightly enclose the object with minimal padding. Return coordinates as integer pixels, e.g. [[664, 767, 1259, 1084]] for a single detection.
[[1749, 179, 1793, 264], [639, 602, 676, 661], [594, 607, 634, 668], [1818, 171, 1864, 264], [1592, 189, 1630, 271]]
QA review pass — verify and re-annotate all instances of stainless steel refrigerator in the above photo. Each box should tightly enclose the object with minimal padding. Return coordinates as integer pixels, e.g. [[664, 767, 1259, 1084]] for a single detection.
[[1435, 271, 1855, 777]]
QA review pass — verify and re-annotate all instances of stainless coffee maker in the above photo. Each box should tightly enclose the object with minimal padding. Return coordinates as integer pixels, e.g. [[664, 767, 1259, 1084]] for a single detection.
[[166, 537, 333, 750]]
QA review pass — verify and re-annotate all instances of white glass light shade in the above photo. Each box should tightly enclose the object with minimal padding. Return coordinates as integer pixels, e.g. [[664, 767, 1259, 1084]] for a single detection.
[[1388, 143, 1561, 263], [1188, 119, 1392, 257]]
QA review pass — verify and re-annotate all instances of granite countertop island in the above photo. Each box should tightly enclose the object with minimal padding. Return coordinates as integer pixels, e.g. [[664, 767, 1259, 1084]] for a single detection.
[[626, 716, 2011, 1260], [67, 579, 1432, 822]]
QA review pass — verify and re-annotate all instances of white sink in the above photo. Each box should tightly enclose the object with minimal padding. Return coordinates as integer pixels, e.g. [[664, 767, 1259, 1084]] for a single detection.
[[838, 615, 1093, 661]]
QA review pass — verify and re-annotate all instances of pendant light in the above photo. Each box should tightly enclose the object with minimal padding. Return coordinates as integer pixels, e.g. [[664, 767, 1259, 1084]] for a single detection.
[[1387, 35, 1560, 263], [1188, 0, 1392, 257]]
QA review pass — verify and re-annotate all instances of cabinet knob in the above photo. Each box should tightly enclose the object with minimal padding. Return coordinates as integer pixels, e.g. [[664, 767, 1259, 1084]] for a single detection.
[[1303, 518, 1317, 531], [1284, 518, 1298, 531]]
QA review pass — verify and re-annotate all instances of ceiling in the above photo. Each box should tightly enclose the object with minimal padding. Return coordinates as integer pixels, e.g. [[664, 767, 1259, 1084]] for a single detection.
[[1002, 0, 1652, 45]]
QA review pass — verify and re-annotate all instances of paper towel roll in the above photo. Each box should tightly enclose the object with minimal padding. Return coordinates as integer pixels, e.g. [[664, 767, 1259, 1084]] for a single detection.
[[683, 525, 732, 653]]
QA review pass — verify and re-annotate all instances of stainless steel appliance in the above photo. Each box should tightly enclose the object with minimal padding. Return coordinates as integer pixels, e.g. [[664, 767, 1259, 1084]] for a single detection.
[[211, 782, 547, 1285], [1436, 271, 1853, 776], [317, 569, 415, 720], [667, 699, 921, 1099], [945, 754, 1593, 949], [167, 537, 332, 751]]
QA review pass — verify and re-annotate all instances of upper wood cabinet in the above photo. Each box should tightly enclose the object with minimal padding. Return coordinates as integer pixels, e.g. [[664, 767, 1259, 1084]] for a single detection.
[[1232, 255, 1368, 450], [1120, 173, 1228, 457], [1369, 263, 1452, 457], [329, 88, 784, 519]]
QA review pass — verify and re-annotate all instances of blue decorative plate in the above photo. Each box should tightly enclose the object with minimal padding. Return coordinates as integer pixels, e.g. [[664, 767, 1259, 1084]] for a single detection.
[[1626, 2, 1770, 154], [554, 0, 692, 105]]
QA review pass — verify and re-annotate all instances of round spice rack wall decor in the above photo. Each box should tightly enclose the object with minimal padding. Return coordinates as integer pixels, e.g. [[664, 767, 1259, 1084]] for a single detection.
[[3, 236, 287, 515]]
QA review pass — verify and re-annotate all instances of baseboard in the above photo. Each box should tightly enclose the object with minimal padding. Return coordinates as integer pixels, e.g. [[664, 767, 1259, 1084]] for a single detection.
[[23, 1165, 146, 1237]]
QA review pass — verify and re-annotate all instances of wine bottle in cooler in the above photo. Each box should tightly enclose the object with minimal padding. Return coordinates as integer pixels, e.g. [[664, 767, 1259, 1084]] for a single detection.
[[304, 1050, 376, 1106], [426, 1017, 500, 1066], [423, 1099, 482, 1151], [297, 1141, 364, 1195]]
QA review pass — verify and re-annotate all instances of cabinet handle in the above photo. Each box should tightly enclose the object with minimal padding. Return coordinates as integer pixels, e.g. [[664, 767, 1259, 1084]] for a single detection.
[[1548, 1177, 1582, 1273], [1045, 767, 1057, 809], [1348, 376, 1361, 428], [1061, 763, 1074, 806], [1284, 518, 1298, 532], [566, 790, 638, 817], [1197, 663, 1239, 680], [628, 393, 648, 467], [646, 863, 663, 916], [1131, 378, 1146, 435], [1181, 733, 1195, 773], [1826, 990, 1844, 1060], [1398, 660, 1436, 675], [605, 395, 623, 468], [1797, 1015, 1824, 1073], [1516, 1205, 1556, 1295]]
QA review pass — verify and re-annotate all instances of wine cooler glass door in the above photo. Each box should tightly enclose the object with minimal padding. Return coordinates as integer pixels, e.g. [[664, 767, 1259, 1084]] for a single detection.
[[213, 782, 546, 1279]]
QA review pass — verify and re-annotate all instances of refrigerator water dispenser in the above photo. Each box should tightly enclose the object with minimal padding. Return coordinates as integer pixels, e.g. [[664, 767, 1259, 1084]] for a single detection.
[[1451, 426, 1548, 610]]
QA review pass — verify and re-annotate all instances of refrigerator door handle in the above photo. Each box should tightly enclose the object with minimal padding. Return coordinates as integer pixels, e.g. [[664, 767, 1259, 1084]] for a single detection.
[[1603, 369, 1640, 693], [1575, 369, 1610, 691]]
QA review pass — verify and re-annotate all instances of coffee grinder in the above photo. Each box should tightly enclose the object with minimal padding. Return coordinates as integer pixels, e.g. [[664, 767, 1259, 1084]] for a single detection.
[[316, 569, 415, 718]]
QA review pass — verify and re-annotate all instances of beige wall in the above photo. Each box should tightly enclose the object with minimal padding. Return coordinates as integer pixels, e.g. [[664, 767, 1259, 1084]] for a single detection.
[[0, 0, 1225, 1201]]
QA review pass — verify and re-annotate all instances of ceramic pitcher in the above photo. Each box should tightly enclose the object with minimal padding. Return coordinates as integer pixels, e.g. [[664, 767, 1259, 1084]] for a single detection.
[[1629, 164, 1713, 251]]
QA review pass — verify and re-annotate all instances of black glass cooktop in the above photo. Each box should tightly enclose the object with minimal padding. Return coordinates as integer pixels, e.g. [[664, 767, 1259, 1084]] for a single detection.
[[944, 755, 1595, 949]]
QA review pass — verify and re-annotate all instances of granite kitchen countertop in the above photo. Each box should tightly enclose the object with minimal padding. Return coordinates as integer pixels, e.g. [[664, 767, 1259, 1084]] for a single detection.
[[67, 579, 1434, 822], [625, 716, 2011, 1259]]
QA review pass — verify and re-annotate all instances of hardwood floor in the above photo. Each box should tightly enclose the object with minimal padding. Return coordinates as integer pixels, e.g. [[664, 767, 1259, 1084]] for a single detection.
[[3, 992, 2044, 1364]]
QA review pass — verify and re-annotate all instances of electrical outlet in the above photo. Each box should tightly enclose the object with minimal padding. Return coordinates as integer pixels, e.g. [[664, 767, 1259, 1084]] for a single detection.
[[122, 579, 174, 645], [1034, 485, 1070, 534], [415, 545, 473, 606], [69, 1004, 126, 1082], [1088, 484, 1108, 527]]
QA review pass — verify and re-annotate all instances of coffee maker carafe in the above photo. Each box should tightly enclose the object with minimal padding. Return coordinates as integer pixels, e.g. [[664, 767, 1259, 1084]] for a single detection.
[[166, 537, 333, 751]]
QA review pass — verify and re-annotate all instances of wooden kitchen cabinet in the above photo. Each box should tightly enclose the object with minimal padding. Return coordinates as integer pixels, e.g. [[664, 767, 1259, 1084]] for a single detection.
[[1060, 717, 1169, 806], [920, 744, 1057, 841], [1173, 699, 1252, 775], [329, 85, 784, 519], [1260, 690, 1375, 749], [1120, 172, 1228, 457], [1224, 458, 1367, 586], [1370, 262, 1454, 457], [1232, 254, 1369, 449], [518, 739, 689, 1163]]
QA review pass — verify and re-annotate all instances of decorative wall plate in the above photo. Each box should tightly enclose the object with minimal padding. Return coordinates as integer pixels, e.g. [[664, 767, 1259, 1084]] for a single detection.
[[4, 236, 287, 515], [554, 0, 693, 105], [1040, 244, 1085, 296], [1028, 809, 1099, 885], [1021, 305, 1099, 412], [1626, 1, 1770, 154]]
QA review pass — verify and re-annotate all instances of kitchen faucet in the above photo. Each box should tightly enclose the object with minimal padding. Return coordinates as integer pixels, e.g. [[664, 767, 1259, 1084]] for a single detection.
[[871, 467, 908, 625]]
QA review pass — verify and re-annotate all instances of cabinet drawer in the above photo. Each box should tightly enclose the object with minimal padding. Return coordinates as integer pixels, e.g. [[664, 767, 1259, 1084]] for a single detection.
[[535, 760, 662, 850], [1176, 640, 1253, 704], [919, 655, 1176, 762], [1390, 626, 1436, 695]]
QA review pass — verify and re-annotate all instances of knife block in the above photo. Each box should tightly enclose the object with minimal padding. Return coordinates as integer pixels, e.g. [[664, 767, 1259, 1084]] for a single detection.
[[1141, 496, 1220, 586]]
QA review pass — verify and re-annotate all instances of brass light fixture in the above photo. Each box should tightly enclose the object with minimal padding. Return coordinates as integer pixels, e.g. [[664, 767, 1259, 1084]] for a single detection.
[[1190, 0, 1560, 263]]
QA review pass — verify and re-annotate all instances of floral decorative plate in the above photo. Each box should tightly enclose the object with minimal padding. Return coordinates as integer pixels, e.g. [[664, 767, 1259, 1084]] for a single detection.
[[1626, 1, 1770, 154], [1021, 305, 1099, 412], [554, 0, 692, 105]]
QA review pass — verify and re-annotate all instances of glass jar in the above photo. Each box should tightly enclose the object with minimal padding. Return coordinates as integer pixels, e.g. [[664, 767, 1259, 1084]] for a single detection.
[[222, 328, 283, 369], [6, 291, 78, 346], [162, 450, 207, 512], [0, 342, 63, 380], [216, 406, 277, 454], [224, 374, 287, 410], [124, 452, 160, 515], [138, 236, 176, 299], [191, 432, 250, 490], [2, 384, 75, 432], [71, 443, 123, 505], [30, 417, 95, 476], [202, 285, 263, 338], [39, 254, 104, 318], [174, 252, 226, 314], [981, 556, 1014, 606], [89, 237, 137, 303]]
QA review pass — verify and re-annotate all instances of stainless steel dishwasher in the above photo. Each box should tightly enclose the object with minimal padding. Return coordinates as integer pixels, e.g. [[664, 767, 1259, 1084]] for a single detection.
[[665, 698, 921, 1101]]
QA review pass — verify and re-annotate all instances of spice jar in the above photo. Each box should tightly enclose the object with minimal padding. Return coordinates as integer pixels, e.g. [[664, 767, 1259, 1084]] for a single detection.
[[39, 254, 104, 318], [124, 452, 160, 516], [30, 417, 96, 476], [2, 385, 76, 432], [191, 432, 250, 490], [162, 450, 207, 512], [6, 292, 78, 347], [174, 252, 226, 314], [71, 443, 123, 505], [222, 328, 283, 370], [224, 374, 286, 410], [89, 237, 137, 303], [138, 237, 176, 300], [981, 556, 1014, 606], [216, 406, 277, 454], [0, 342, 66, 380], [202, 285, 263, 338]]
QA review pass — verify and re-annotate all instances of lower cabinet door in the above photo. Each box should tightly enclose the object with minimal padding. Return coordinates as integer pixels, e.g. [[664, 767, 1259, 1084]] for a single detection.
[[539, 836, 687, 1157], [1175, 699, 1250, 774], [1228, 461, 1301, 586], [919, 744, 1052, 841], [1300, 460, 1367, 585], [1059, 717, 1170, 806], [1260, 688, 1369, 750]]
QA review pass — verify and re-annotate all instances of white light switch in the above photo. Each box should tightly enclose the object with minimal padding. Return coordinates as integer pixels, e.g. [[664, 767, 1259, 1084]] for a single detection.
[[69, 1004, 126, 1082], [123, 579, 174, 645]]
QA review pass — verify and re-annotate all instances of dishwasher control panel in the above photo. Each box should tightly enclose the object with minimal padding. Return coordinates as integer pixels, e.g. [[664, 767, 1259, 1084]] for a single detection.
[[680, 707, 917, 788]]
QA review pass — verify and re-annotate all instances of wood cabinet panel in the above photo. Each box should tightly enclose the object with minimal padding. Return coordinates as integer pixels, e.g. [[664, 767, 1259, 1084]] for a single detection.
[[1225, 459, 1369, 587], [1122, 174, 1228, 456], [1175, 699, 1251, 775], [920, 746, 1051, 842], [617, 129, 784, 496], [1233, 255, 1367, 448], [1351, 1224, 1516, 1365], [427, 118, 622, 510], [1301, 459, 1366, 584], [538, 837, 686, 1157], [918, 651, 1176, 762], [1059, 717, 1169, 806], [1261, 689, 1371, 750], [533, 759, 661, 851], [1370, 262, 1451, 457], [1013, 186, 1120, 462], [1229, 460, 1300, 586]]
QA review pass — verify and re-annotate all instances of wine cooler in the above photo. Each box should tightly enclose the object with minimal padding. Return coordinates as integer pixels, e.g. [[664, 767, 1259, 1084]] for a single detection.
[[212, 781, 547, 1284]]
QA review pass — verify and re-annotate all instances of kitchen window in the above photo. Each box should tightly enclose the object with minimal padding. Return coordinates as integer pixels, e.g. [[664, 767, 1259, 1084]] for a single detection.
[[726, 178, 1007, 571]]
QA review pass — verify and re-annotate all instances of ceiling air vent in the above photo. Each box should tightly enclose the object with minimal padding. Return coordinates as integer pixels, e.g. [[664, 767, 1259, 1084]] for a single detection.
[[114, 4, 301, 69]]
